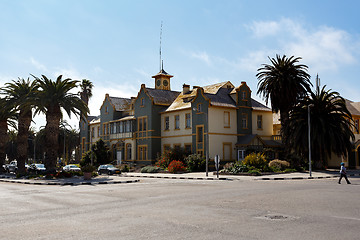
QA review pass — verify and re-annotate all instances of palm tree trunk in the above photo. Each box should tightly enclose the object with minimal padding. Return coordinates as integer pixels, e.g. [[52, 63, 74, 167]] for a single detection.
[[0, 120, 8, 173], [44, 106, 62, 172], [17, 111, 32, 175]]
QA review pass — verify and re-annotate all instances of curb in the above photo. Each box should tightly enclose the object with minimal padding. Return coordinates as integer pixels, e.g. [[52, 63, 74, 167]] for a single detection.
[[0, 177, 140, 186], [122, 174, 229, 181], [256, 173, 360, 181]]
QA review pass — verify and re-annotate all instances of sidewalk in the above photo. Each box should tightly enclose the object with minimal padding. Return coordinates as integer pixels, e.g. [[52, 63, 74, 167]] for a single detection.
[[121, 170, 360, 181], [1, 170, 359, 185]]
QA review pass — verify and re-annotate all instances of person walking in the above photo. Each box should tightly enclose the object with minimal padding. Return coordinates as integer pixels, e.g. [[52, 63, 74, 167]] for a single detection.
[[338, 162, 351, 184]]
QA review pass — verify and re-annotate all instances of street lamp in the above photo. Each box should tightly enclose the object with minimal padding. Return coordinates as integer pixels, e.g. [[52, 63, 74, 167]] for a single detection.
[[193, 107, 209, 177], [308, 104, 314, 177]]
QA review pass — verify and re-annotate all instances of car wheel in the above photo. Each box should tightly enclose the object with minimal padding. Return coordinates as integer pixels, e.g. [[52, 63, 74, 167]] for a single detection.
[[108, 171, 112, 175]]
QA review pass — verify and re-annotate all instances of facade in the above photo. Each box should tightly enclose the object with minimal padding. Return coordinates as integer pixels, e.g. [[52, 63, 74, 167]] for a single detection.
[[80, 68, 280, 167]]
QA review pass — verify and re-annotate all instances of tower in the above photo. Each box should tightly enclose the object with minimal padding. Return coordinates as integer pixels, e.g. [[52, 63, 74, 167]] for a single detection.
[[152, 63, 173, 90]]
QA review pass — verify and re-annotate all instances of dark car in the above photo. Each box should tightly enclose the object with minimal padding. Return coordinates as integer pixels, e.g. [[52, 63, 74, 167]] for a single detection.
[[28, 163, 46, 174], [97, 164, 121, 175]]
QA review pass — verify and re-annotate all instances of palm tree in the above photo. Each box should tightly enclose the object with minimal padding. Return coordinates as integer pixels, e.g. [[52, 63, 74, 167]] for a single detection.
[[79, 79, 93, 106], [0, 97, 17, 172], [2, 78, 38, 174], [256, 55, 312, 137], [284, 85, 355, 168], [33, 75, 89, 172]]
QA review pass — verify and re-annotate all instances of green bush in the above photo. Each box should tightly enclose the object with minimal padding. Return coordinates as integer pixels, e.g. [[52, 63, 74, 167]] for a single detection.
[[221, 162, 248, 174], [268, 159, 290, 171], [248, 169, 261, 176], [185, 154, 205, 172], [243, 153, 268, 171], [121, 165, 130, 172], [141, 166, 161, 173]]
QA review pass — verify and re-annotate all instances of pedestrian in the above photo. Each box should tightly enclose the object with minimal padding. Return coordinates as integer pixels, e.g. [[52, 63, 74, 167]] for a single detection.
[[338, 162, 351, 184]]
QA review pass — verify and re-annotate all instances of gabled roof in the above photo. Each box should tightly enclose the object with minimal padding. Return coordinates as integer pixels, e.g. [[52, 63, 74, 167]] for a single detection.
[[345, 99, 360, 116], [109, 97, 132, 111], [251, 98, 272, 112], [145, 88, 180, 105]]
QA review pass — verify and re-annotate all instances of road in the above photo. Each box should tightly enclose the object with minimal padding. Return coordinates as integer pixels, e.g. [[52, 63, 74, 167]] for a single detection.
[[0, 176, 359, 240]]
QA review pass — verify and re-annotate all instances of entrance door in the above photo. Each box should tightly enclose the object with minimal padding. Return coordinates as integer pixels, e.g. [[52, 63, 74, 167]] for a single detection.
[[237, 150, 245, 162]]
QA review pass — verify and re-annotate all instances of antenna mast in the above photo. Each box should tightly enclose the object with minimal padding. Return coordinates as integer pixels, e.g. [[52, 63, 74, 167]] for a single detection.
[[159, 21, 163, 71]]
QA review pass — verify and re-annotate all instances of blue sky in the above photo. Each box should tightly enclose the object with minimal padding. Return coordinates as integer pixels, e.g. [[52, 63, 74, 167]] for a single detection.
[[1, 0, 360, 130]]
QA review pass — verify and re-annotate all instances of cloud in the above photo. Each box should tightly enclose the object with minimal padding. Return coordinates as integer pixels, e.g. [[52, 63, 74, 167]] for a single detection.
[[53, 68, 87, 80], [243, 18, 358, 72], [190, 51, 211, 65], [30, 57, 48, 72]]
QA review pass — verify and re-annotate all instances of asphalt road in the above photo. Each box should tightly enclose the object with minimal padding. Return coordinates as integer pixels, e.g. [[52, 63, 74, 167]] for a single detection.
[[0, 176, 359, 240]]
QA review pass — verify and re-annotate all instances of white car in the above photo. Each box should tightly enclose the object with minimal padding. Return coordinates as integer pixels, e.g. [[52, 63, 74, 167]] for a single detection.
[[63, 164, 81, 172]]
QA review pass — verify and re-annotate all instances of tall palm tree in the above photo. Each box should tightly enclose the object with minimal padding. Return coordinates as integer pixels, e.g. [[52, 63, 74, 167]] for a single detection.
[[284, 85, 355, 168], [2, 78, 38, 174], [256, 55, 312, 136], [33, 75, 89, 172], [79, 79, 93, 106], [0, 97, 17, 172]]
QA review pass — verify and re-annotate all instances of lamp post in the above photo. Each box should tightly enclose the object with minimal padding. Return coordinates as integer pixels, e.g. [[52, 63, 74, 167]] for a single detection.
[[308, 104, 314, 177], [193, 107, 209, 177]]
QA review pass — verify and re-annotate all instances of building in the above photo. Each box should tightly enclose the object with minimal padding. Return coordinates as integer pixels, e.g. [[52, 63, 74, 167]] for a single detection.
[[80, 67, 280, 167]]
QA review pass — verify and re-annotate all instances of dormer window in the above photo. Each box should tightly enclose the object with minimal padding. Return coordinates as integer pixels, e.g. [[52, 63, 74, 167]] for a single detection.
[[241, 91, 247, 100], [140, 98, 145, 107]]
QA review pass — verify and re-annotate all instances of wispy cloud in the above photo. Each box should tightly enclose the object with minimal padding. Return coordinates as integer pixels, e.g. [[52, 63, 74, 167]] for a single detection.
[[30, 57, 48, 72], [190, 51, 211, 65]]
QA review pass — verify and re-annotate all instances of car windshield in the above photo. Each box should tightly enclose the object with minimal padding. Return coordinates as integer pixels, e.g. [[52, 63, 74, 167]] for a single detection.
[[70, 165, 78, 168], [36, 164, 45, 168], [106, 165, 114, 168]]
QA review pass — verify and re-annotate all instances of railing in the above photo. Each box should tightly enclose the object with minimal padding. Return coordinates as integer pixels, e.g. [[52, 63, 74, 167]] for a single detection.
[[272, 135, 282, 141], [110, 132, 134, 139]]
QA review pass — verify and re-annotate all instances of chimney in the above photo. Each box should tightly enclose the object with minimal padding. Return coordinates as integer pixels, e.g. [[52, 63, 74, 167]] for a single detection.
[[183, 84, 190, 94]]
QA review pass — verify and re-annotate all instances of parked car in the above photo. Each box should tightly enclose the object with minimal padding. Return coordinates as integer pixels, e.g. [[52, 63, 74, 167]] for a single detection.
[[98, 164, 121, 175], [28, 163, 46, 174], [63, 164, 81, 172], [3, 160, 30, 173]]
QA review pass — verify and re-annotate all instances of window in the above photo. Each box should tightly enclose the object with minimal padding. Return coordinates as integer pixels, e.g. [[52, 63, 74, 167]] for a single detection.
[[184, 144, 192, 154], [97, 126, 100, 137], [242, 114, 248, 129], [241, 91, 247, 100], [197, 103, 202, 112], [140, 98, 145, 107], [138, 117, 147, 135], [196, 125, 204, 156], [138, 145, 147, 160], [91, 127, 94, 137], [355, 119, 359, 134], [164, 144, 171, 152], [126, 143, 132, 160], [82, 137, 86, 153], [224, 111, 230, 128], [165, 116, 169, 130], [238, 150, 245, 162], [257, 115, 263, 129], [126, 121, 131, 132], [175, 115, 180, 129], [185, 113, 191, 128], [119, 122, 124, 133], [105, 106, 109, 114]]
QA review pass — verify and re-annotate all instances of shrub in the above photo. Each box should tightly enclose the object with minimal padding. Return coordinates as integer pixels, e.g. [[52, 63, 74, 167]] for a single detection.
[[221, 162, 248, 174], [121, 165, 130, 172], [55, 171, 73, 178], [185, 154, 205, 172], [248, 169, 261, 176], [81, 164, 96, 173], [141, 166, 162, 173], [168, 160, 187, 173], [243, 153, 268, 171], [155, 157, 170, 169], [268, 159, 290, 171]]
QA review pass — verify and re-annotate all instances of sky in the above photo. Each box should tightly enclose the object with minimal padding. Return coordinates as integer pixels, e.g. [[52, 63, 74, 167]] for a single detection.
[[1, 0, 360, 131]]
